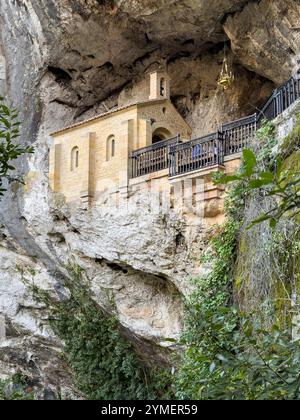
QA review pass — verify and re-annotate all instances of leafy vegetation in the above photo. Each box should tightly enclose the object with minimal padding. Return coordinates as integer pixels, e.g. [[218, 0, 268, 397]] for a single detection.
[[178, 306, 300, 400], [175, 180, 245, 399], [216, 119, 300, 228], [23, 264, 172, 400], [0, 97, 34, 195], [10, 115, 300, 400], [174, 118, 300, 400], [0, 373, 34, 400]]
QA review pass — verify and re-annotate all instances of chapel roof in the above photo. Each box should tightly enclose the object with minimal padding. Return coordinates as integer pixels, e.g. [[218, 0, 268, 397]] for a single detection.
[[51, 98, 169, 136]]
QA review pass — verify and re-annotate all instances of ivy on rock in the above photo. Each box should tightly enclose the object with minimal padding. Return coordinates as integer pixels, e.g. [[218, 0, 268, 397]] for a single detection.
[[24, 264, 172, 400]]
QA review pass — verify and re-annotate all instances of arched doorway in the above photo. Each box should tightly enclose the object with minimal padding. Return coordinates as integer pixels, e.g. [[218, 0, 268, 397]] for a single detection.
[[152, 127, 172, 144]]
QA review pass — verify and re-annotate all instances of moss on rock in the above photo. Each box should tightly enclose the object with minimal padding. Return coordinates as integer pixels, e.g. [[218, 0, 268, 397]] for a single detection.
[[282, 150, 300, 180], [233, 112, 300, 322], [280, 114, 300, 159]]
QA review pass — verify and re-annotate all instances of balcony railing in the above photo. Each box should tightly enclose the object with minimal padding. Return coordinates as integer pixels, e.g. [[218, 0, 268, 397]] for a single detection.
[[169, 132, 224, 177], [221, 114, 257, 156], [258, 75, 300, 123], [130, 135, 181, 178], [129, 71, 300, 179], [168, 114, 257, 177]]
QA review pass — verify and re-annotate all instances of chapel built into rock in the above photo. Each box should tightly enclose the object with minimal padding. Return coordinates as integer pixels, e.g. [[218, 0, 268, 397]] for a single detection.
[[49, 71, 258, 223]]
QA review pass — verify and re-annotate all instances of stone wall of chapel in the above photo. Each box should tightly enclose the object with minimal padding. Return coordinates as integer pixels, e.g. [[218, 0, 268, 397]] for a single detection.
[[137, 101, 192, 141], [50, 101, 192, 203]]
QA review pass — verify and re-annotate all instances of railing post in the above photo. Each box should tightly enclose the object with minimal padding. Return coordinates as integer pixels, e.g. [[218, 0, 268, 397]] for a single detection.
[[217, 131, 224, 165], [273, 89, 277, 119], [169, 145, 175, 177], [168, 134, 180, 177]]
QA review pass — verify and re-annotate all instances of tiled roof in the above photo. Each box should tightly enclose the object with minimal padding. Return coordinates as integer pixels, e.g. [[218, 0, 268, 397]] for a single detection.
[[50, 98, 167, 136]]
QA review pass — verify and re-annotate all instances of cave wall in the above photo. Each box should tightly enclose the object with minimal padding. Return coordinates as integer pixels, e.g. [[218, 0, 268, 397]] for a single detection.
[[0, 0, 299, 397]]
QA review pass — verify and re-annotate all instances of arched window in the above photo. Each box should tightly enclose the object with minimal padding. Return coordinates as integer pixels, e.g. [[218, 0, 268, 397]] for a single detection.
[[71, 146, 79, 171], [106, 135, 116, 161], [160, 78, 165, 97]]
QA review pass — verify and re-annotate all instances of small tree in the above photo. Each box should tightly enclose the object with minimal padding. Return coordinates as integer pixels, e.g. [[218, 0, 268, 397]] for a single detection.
[[0, 97, 34, 196]]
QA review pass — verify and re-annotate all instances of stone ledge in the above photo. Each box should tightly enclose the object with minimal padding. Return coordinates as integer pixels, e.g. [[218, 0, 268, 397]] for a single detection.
[[129, 169, 169, 186], [169, 164, 226, 183]]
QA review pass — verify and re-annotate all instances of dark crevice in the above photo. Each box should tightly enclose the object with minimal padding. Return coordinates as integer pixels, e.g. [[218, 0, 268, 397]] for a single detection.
[[175, 232, 185, 249], [82, 66, 93, 73], [50, 99, 77, 108], [182, 39, 195, 46], [48, 66, 72, 83], [132, 48, 160, 67], [47, 232, 66, 243], [144, 32, 151, 45], [106, 262, 125, 272], [220, 0, 257, 25], [74, 105, 94, 119], [93, 257, 178, 289], [95, 80, 131, 105], [97, 61, 114, 71], [95, 0, 115, 6], [52, 214, 69, 223], [203, 40, 231, 58], [71, 227, 80, 234], [69, 49, 82, 57], [166, 51, 191, 65]]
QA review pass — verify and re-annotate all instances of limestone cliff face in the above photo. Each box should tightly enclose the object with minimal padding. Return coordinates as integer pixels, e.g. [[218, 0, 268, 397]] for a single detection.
[[234, 100, 300, 317], [0, 0, 299, 398]]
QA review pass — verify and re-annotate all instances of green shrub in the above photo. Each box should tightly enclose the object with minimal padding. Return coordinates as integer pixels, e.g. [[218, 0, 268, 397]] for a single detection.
[[175, 180, 245, 399], [26, 264, 172, 400], [0, 98, 33, 196], [0, 374, 34, 400], [174, 118, 300, 400], [179, 306, 300, 400]]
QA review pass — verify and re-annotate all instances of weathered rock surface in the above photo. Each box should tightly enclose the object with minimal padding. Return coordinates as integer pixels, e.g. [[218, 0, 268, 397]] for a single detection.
[[0, 230, 78, 399], [233, 99, 300, 316], [0, 0, 299, 398], [224, 0, 300, 84]]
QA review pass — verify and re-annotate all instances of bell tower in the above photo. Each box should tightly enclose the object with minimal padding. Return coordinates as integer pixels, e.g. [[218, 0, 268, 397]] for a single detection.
[[149, 70, 170, 101]]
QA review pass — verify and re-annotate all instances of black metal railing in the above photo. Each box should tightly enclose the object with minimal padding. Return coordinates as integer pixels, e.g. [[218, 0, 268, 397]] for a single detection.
[[168, 73, 300, 177], [130, 135, 181, 178], [169, 132, 224, 177], [129, 71, 300, 179], [258, 75, 300, 123], [221, 114, 257, 156]]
